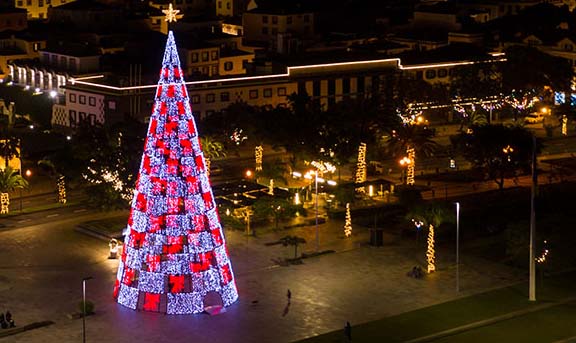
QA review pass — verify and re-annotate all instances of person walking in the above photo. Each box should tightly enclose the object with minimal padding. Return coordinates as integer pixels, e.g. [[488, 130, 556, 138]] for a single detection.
[[287, 289, 292, 304], [344, 321, 352, 342]]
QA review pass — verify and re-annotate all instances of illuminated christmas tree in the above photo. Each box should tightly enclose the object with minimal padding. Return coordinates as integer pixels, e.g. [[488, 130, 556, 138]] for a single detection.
[[113, 31, 238, 314]]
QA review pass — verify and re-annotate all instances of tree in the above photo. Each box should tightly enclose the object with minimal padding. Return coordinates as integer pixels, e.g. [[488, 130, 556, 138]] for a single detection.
[[406, 202, 454, 273], [452, 124, 537, 189], [252, 197, 303, 229], [113, 31, 238, 314], [386, 124, 438, 184], [0, 166, 28, 214], [0, 137, 19, 169], [451, 61, 502, 100], [279, 235, 307, 259], [199, 135, 226, 175]]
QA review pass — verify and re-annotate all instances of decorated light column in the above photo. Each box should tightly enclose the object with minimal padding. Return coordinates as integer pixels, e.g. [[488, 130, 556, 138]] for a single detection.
[[427, 224, 436, 273], [355, 143, 367, 193], [255, 145, 263, 172], [57, 175, 66, 204], [406, 147, 415, 186], [344, 203, 352, 237], [113, 29, 238, 314]]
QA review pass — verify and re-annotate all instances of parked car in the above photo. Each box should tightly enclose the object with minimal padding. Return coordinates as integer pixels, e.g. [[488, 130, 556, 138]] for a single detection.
[[524, 112, 545, 124]]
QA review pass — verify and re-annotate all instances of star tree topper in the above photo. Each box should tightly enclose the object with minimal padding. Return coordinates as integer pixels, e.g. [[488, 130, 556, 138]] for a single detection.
[[163, 3, 182, 23]]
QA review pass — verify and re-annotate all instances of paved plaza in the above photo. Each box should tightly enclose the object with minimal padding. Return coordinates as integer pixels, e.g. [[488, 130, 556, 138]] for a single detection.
[[0, 212, 523, 342]]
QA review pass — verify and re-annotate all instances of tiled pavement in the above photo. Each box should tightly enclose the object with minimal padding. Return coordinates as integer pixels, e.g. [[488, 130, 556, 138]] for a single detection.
[[0, 213, 523, 343]]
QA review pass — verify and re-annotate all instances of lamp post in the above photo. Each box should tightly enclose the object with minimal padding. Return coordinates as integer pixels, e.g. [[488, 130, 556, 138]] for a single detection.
[[455, 202, 460, 292], [20, 169, 31, 212], [293, 171, 336, 252], [82, 276, 93, 343]]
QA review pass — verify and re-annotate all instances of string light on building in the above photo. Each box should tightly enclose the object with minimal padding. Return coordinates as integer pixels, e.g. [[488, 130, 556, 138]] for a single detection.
[[427, 224, 436, 273], [355, 143, 367, 193], [57, 175, 67, 204], [268, 179, 274, 195], [113, 31, 238, 315], [344, 203, 352, 237], [562, 115, 568, 136], [255, 145, 263, 172]]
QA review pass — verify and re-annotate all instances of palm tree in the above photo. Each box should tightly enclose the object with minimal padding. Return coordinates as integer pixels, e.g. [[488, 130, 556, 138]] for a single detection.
[[0, 138, 20, 169], [0, 166, 28, 214], [279, 235, 307, 259], [199, 136, 226, 176], [387, 124, 437, 185], [407, 202, 454, 273]]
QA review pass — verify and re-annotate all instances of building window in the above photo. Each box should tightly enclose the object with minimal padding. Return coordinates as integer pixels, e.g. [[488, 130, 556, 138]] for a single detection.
[[192, 53, 198, 62], [262, 16, 268, 24], [17, 0, 22, 6], [287, 16, 292, 24], [211, 51, 218, 60], [202, 52, 209, 62], [342, 78, 350, 94], [224, 61, 233, 71], [69, 93, 76, 103], [26, 0, 31, 5], [69, 110, 77, 122], [272, 16, 278, 24], [263, 88, 272, 98], [271, 28, 277, 35], [46, 0, 51, 4], [277, 87, 286, 96], [79, 95, 86, 104], [206, 93, 215, 103], [313, 80, 320, 97], [328, 79, 335, 95], [221, 92, 230, 102], [437, 69, 448, 78], [108, 101, 116, 110], [89, 97, 96, 106], [303, 14, 310, 23], [39, 0, 43, 6], [217, 1, 221, 8], [191, 95, 200, 104], [262, 27, 268, 35], [425, 70, 436, 79], [211, 66, 218, 75], [357, 77, 365, 93], [79, 112, 86, 121], [249, 89, 258, 99]]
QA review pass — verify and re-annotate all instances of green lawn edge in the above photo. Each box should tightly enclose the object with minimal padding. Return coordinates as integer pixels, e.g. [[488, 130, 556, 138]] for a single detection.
[[297, 271, 576, 343]]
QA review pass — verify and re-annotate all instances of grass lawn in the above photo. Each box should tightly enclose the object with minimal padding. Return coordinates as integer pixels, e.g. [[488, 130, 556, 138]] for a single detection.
[[298, 272, 576, 343], [433, 301, 576, 343]]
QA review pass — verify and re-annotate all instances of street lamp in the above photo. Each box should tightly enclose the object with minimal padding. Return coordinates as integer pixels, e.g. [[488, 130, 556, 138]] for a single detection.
[[20, 169, 32, 212], [455, 202, 460, 292], [82, 276, 93, 343], [293, 170, 337, 252]]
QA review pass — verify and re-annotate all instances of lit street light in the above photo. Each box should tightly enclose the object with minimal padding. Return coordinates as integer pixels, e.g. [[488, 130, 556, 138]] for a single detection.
[[293, 170, 337, 252], [455, 202, 460, 292], [82, 276, 93, 343]]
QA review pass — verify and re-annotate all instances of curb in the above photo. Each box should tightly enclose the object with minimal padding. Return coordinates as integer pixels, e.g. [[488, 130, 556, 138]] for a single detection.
[[0, 320, 54, 338]]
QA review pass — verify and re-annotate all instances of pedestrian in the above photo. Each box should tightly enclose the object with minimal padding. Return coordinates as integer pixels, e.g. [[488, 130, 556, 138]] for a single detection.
[[344, 321, 352, 342], [287, 289, 291, 304]]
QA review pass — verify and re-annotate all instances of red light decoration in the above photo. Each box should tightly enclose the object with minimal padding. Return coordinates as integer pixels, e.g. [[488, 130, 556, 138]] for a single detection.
[[113, 31, 238, 314]]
